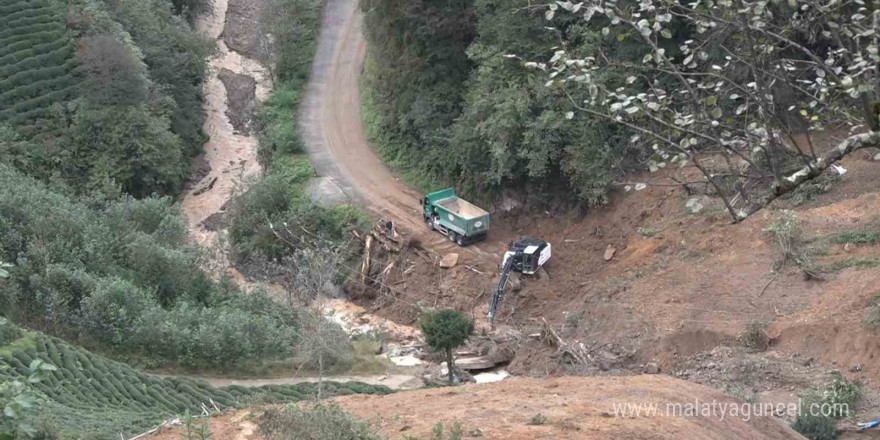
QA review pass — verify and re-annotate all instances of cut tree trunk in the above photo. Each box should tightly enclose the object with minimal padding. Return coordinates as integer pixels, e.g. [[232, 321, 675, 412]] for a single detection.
[[742, 131, 880, 219], [446, 347, 454, 383]]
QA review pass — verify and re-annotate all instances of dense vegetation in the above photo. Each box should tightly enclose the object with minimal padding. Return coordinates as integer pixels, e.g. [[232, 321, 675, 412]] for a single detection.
[[0, 0, 78, 127], [0, 0, 208, 197], [228, 0, 369, 274], [0, 324, 391, 439], [361, 0, 634, 206], [0, 165, 319, 369]]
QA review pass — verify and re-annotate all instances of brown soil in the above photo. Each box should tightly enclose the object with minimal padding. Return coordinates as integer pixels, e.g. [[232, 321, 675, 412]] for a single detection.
[[147, 377, 803, 440], [184, 0, 269, 247], [336, 376, 803, 440], [221, 0, 265, 60], [218, 68, 257, 134]]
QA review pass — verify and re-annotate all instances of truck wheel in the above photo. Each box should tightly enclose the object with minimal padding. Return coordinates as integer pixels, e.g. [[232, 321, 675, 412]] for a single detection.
[[447, 231, 457, 242], [455, 235, 465, 246], [426, 216, 434, 231]]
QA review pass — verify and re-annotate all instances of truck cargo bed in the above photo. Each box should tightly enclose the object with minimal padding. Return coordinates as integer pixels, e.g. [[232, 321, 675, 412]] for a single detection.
[[435, 197, 489, 220]]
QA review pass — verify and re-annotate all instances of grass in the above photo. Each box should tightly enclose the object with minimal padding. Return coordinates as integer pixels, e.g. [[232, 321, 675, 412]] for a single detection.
[[835, 230, 880, 245], [0, 329, 393, 439], [812, 258, 880, 273], [863, 293, 880, 332], [527, 413, 547, 425], [348, 337, 394, 376], [739, 321, 769, 352]]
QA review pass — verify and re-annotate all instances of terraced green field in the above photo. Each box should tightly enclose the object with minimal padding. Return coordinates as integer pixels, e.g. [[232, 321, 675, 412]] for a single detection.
[[0, 0, 79, 125], [0, 333, 392, 439]]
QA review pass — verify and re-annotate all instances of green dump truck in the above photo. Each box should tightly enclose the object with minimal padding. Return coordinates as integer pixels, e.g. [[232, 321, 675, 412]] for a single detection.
[[421, 188, 490, 246]]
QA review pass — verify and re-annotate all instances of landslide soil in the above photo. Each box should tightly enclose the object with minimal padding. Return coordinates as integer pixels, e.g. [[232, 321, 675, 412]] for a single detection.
[[336, 376, 803, 440], [150, 377, 804, 440], [353, 148, 880, 407]]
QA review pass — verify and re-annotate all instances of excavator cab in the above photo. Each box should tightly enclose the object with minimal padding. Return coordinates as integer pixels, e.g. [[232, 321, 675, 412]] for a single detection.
[[502, 239, 551, 275], [489, 239, 551, 323]]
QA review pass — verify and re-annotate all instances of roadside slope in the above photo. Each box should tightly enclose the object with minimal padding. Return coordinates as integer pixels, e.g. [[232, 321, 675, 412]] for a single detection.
[[336, 376, 805, 440]]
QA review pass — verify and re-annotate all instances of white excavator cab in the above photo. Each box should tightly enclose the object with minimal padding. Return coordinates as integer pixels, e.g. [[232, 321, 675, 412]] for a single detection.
[[501, 239, 551, 275], [490, 239, 551, 323]]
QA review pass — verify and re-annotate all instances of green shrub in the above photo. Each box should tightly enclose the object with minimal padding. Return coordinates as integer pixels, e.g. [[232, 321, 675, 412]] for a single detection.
[[835, 230, 880, 245], [792, 414, 837, 440], [527, 413, 546, 425], [0, 317, 22, 345], [258, 403, 381, 440], [739, 321, 769, 352]]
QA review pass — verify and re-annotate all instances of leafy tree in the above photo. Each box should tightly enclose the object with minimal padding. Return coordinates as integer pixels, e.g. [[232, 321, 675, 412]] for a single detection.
[[527, 0, 880, 221], [0, 359, 56, 440], [420, 309, 474, 383], [76, 35, 148, 107]]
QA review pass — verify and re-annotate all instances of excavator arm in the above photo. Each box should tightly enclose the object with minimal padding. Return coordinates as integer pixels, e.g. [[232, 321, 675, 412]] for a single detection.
[[488, 251, 519, 324]]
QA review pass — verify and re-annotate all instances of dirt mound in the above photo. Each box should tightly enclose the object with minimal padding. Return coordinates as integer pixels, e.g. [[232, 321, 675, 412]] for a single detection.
[[218, 68, 257, 134], [335, 376, 803, 440], [222, 0, 265, 59]]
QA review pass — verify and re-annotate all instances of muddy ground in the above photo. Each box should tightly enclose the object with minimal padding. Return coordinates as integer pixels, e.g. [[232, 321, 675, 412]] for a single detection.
[[222, 0, 265, 60], [218, 67, 257, 134]]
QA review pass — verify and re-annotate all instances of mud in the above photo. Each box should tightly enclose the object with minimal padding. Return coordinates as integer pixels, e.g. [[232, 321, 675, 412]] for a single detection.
[[221, 0, 265, 60], [218, 68, 257, 134], [183, 0, 270, 247]]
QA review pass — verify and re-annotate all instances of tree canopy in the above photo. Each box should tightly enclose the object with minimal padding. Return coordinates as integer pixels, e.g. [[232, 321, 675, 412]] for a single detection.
[[420, 309, 474, 383]]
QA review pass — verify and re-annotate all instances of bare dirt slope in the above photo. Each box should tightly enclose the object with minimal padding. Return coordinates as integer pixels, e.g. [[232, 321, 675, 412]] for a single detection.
[[336, 376, 803, 440], [148, 377, 804, 440]]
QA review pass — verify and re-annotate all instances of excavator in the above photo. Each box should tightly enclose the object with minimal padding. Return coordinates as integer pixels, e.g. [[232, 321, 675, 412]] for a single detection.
[[488, 239, 551, 324]]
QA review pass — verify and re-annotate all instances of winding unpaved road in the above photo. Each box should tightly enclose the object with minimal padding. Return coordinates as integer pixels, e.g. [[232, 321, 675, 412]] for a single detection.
[[298, 0, 423, 231], [299, 0, 506, 260], [173, 0, 426, 390]]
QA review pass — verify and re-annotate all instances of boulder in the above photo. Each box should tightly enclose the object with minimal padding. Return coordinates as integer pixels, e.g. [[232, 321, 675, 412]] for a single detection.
[[685, 197, 705, 214], [604, 245, 616, 261], [443, 356, 497, 371], [644, 362, 660, 374], [440, 253, 459, 269]]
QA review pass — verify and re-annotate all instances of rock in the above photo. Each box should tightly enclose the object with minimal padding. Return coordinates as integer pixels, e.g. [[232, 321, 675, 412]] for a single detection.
[[644, 362, 660, 374], [706, 362, 718, 370], [844, 242, 853, 252], [604, 245, 617, 261], [874, 152, 880, 162], [473, 370, 510, 384], [685, 197, 705, 214], [852, 364, 863, 373], [499, 190, 523, 213], [439, 253, 459, 268], [192, 176, 218, 196], [449, 356, 498, 370], [508, 272, 522, 292]]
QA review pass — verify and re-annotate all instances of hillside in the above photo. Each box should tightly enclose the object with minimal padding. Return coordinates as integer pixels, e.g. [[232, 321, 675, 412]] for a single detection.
[[0, 327, 391, 439], [0, 0, 78, 127]]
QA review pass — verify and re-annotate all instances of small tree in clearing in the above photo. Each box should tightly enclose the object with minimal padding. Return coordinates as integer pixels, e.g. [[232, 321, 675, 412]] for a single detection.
[[420, 310, 474, 383]]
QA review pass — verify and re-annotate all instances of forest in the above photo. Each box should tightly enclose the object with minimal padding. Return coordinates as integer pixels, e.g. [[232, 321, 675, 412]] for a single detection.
[[361, 0, 880, 218], [0, 0, 337, 370], [361, 0, 636, 206]]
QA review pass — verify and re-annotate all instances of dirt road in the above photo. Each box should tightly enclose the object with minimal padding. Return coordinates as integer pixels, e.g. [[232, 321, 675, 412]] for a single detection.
[[299, 0, 422, 230], [299, 0, 507, 261]]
